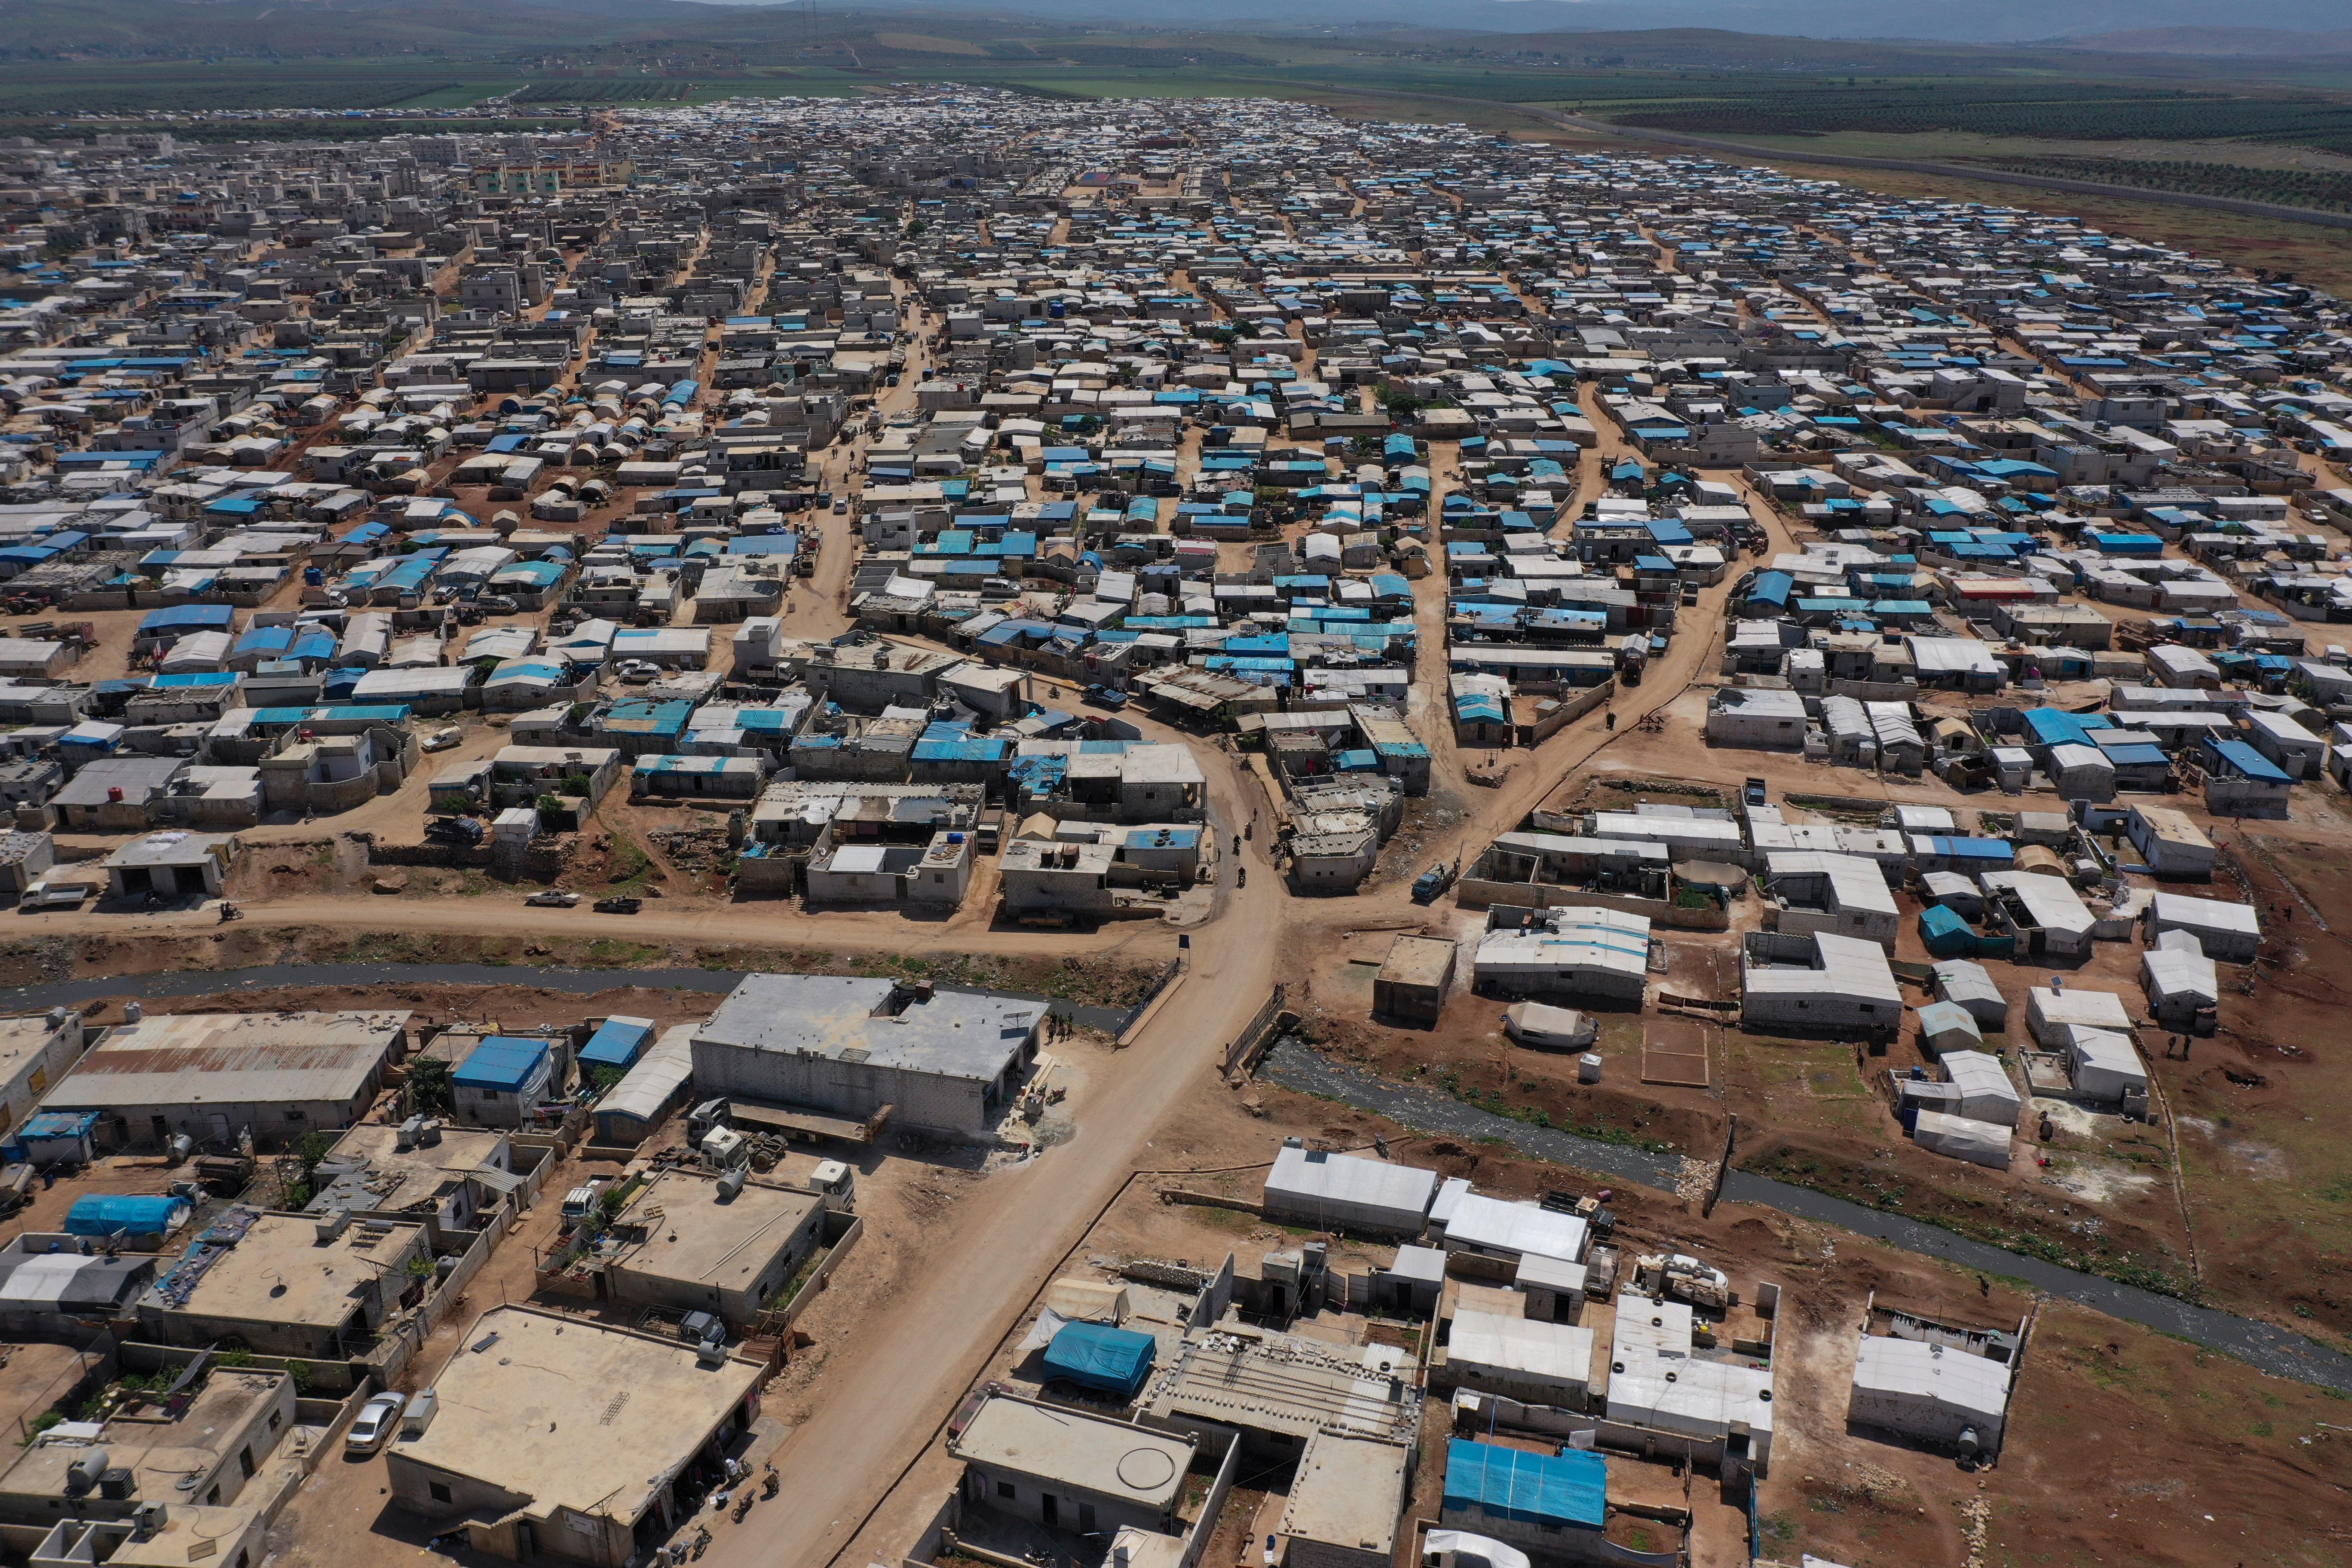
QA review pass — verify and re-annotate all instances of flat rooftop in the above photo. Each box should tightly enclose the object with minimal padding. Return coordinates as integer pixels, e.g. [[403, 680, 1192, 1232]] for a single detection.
[[0, 1013, 69, 1081], [393, 1306, 759, 1525], [0, 1370, 287, 1503], [156, 1211, 420, 1329], [950, 1394, 1194, 1510], [1277, 1430, 1410, 1553], [315, 1123, 511, 1212], [609, 1169, 822, 1289], [695, 974, 1041, 1082]]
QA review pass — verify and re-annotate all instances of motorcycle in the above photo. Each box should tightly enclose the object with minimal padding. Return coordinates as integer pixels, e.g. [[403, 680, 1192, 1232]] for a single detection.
[[217, 901, 242, 923], [761, 1466, 779, 1500], [732, 1492, 754, 1523]]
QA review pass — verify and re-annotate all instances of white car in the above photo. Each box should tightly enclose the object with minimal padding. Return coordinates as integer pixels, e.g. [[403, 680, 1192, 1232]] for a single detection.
[[344, 1392, 407, 1456], [421, 727, 463, 752]]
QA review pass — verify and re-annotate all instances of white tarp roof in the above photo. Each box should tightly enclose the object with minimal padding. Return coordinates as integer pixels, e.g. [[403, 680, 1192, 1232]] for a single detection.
[[1265, 1144, 1439, 1221], [1443, 1194, 1587, 1262]]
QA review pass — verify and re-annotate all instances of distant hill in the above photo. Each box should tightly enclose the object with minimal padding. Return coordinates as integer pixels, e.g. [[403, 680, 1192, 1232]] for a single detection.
[[2051, 25, 2352, 56], [9, 0, 2352, 64]]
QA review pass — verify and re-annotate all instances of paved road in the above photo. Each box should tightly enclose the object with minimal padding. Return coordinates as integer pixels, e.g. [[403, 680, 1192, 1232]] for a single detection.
[[1259, 1039, 2352, 1396]]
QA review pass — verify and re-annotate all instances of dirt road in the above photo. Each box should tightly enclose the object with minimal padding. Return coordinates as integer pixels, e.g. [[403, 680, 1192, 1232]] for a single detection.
[[696, 741, 1281, 1568]]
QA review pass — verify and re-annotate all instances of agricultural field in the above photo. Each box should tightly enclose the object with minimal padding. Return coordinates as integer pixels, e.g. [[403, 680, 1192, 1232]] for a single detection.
[[1590, 78, 2352, 152], [1965, 154, 2352, 212], [0, 61, 520, 113]]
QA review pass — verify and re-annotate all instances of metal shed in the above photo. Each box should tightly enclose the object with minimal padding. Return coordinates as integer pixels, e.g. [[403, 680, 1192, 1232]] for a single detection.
[[1262, 1143, 1440, 1235], [1850, 1335, 2010, 1449], [1913, 1110, 2011, 1169], [1932, 959, 2008, 1028], [591, 1027, 694, 1145]]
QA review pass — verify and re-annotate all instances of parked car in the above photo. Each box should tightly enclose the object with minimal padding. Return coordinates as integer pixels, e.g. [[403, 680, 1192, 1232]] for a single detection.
[[524, 890, 580, 908], [593, 896, 643, 914], [1082, 684, 1129, 711], [616, 659, 660, 684], [422, 727, 462, 752], [345, 1392, 407, 1456], [1411, 861, 1457, 904], [1744, 777, 1768, 808]]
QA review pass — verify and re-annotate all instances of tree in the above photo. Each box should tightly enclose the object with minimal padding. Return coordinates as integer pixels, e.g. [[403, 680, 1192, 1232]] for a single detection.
[[407, 1057, 453, 1116]]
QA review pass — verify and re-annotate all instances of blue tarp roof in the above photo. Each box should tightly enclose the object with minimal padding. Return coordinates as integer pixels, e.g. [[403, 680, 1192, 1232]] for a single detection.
[[1442, 1439, 1606, 1530], [20, 1110, 99, 1142], [1041, 1321, 1157, 1397], [579, 1017, 655, 1072], [453, 1036, 550, 1093], [138, 604, 235, 632], [66, 1194, 190, 1237], [2209, 738, 2290, 783]]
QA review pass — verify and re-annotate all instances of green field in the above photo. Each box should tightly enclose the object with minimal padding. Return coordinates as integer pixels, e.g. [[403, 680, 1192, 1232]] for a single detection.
[[1599, 79, 2352, 152], [0, 61, 524, 113], [1961, 154, 2352, 211]]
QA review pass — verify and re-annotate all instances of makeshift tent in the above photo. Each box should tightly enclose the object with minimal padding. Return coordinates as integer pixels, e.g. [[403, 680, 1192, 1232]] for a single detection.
[[64, 1194, 190, 1238], [1040, 1320, 1157, 1398]]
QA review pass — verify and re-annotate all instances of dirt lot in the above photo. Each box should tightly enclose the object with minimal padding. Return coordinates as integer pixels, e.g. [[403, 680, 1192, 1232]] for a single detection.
[[921, 1066, 2352, 1568], [1280, 793, 2206, 1317]]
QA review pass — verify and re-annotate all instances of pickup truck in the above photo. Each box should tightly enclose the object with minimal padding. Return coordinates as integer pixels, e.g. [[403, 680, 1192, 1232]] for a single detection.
[[1082, 684, 1129, 711], [1743, 777, 1768, 808], [1411, 861, 1456, 904]]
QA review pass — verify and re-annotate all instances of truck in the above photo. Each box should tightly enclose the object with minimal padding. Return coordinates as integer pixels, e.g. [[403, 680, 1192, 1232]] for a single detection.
[[806, 1159, 855, 1212], [560, 1177, 612, 1228], [1743, 777, 1768, 808], [19, 882, 89, 912], [1411, 861, 1456, 904]]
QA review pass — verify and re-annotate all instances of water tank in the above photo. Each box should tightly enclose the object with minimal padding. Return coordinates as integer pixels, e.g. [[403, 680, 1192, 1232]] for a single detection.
[[166, 1133, 194, 1164], [396, 1115, 425, 1152], [716, 1165, 747, 1203], [64, 1449, 110, 1496], [1956, 1426, 1981, 1461], [1577, 1053, 1603, 1085], [125, 1001, 144, 1024]]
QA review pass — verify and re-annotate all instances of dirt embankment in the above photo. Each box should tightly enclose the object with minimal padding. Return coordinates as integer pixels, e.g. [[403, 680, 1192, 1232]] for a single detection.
[[0, 925, 1171, 1012]]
